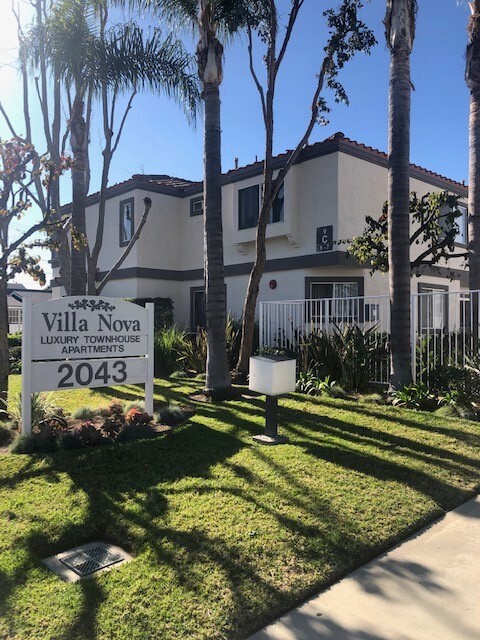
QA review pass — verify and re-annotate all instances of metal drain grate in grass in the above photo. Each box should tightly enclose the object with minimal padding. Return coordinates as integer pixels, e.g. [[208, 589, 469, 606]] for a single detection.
[[60, 546, 123, 577], [43, 542, 132, 582]]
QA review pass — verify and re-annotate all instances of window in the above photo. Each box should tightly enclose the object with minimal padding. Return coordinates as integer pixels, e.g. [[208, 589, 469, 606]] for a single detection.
[[190, 287, 206, 330], [190, 196, 203, 217], [119, 198, 134, 246], [440, 202, 468, 245], [308, 280, 360, 324], [238, 185, 260, 229], [238, 184, 284, 229], [456, 205, 467, 245], [418, 284, 448, 333], [270, 183, 284, 223]]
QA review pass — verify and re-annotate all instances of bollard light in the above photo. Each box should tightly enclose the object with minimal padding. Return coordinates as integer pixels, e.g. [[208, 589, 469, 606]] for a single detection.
[[249, 355, 296, 445]]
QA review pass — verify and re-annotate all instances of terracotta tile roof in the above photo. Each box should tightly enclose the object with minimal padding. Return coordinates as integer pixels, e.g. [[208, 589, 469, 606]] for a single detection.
[[131, 174, 202, 191]]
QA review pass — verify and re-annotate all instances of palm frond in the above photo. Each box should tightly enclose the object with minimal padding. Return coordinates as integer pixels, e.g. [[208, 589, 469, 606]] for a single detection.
[[102, 24, 199, 114]]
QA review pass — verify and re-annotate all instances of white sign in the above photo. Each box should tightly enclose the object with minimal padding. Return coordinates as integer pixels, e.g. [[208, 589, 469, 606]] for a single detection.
[[21, 296, 154, 434]]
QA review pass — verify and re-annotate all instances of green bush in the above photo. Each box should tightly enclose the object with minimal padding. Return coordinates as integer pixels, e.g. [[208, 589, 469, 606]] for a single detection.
[[154, 326, 187, 376], [297, 329, 343, 380], [429, 364, 480, 399], [8, 333, 22, 373], [72, 406, 98, 421], [117, 423, 157, 442], [180, 329, 207, 374], [156, 403, 187, 426], [0, 424, 14, 446], [390, 383, 435, 410], [332, 324, 388, 392], [2, 392, 54, 427], [125, 297, 173, 331]]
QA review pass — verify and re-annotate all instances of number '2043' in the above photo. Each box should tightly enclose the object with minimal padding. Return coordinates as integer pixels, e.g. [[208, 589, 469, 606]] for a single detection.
[[57, 360, 127, 388]]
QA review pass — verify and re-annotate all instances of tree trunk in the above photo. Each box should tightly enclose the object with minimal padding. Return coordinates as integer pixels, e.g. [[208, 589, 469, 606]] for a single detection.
[[467, 2, 480, 341], [51, 78, 71, 294], [69, 94, 88, 296], [203, 82, 231, 397], [0, 272, 9, 411], [236, 116, 275, 375], [386, 1, 415, 390]]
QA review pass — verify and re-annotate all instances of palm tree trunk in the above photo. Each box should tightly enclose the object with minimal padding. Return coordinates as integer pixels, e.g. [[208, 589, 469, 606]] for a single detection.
[[0, 272, 9, 410], [386, 0, 416, 390], [69, 93, 88, 296], [203, 82, 231, 397], [467, 1, 480, 340]]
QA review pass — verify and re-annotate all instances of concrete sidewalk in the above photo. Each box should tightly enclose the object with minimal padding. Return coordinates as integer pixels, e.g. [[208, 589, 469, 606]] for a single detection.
[[248, 496, 480, 640]]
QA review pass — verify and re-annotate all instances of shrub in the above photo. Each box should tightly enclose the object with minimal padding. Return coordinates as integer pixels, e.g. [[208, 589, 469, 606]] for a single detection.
[[125, 297, 173, 331], [180, 329, 207, 373], [154, 326, 186, 376], [124, 401, 144, 413], [71, 422, 107, 448], [101, 416, 125, 439], [0, 424, 13, 446], [3, 392, 54, 427], [332, 324, 388, 392], [11, 433, 57, 454], [296, 372, 341, 397], [298, 330, 343, 380], [156, 403, 187, 426], [429, 364, 480, 399], [390, 383, 435, 410], [125, 408, 152, 426], [72, 406, 98, 421], [8, 333, 22, 373], [117, 423, 156, 442], [102, 401, 124, 418]]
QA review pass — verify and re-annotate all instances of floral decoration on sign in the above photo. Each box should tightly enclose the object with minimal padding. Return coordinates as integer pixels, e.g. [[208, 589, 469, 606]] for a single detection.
[[68, 299, 116, 312]]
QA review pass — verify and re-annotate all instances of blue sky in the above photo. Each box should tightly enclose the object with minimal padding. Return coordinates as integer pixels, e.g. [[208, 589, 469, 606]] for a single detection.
[[0, 0, 472, 285]]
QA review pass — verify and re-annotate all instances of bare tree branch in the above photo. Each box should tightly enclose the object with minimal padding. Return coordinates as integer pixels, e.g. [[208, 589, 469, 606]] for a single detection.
[[274, 0, 304, 79], [247, 24, 266, 124]]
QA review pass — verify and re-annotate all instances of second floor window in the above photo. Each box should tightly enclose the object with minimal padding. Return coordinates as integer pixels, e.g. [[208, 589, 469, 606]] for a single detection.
[[456, 205, 467, 245], [120, 198, 134, 246], [238, 183, 285, 229]]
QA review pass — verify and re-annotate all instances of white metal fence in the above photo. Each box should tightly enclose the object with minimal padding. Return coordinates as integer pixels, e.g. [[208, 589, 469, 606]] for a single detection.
[[8, 306, 22, 333], [259, 290, 480, 385]]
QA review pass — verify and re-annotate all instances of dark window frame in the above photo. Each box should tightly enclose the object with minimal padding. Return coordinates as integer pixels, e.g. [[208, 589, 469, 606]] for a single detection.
[[190, 196, 203, 217], [304, 276, 365, 324], [417, 282, 449, 334], [190, 286, 206, 332], [454, 203, 468, 247], [119, 197, 134, 247], [238, 183, 285, 230]]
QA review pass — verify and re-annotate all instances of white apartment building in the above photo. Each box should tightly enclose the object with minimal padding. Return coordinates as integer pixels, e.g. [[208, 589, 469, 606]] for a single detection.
[[51, 132, 469, 329]]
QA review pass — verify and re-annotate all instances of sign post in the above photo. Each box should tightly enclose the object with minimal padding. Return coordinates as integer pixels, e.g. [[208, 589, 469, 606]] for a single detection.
[[21, 297, 154, 434]]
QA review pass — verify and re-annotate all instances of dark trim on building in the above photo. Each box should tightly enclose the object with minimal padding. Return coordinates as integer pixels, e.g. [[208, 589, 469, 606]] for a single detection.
[[97, 251, 354, 282], [96, 250, 469, 285]]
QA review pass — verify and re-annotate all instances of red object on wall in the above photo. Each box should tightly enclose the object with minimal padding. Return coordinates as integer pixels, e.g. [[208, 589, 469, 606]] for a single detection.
[[269, 280, 277, 290]]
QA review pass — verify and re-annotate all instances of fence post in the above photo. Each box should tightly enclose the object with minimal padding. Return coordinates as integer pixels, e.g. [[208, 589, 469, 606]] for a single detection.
[[410, 294, 416, 382]]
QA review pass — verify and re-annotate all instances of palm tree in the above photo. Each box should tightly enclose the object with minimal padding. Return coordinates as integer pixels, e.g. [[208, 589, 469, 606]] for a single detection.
[[466, 1, 480, 337], [384, 0, 417, 390], [146, 0, 261, 398], [41, 0, 197, 295]]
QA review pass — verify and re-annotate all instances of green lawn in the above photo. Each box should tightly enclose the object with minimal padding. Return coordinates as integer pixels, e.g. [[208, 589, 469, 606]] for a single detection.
[[1, 375, 479, 640]]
